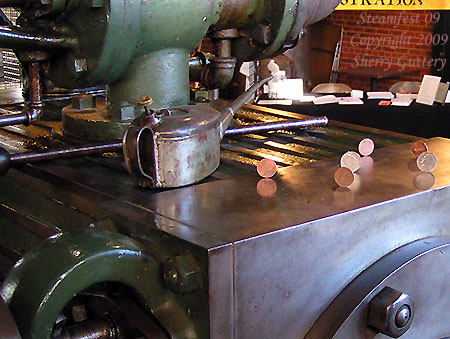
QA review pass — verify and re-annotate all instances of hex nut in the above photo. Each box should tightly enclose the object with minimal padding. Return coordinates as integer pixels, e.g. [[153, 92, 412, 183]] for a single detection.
[[162, 253, 204, 294], [71, 94, 95, 111], [119, 105, 136, 121], [367, 286, 414, 338]]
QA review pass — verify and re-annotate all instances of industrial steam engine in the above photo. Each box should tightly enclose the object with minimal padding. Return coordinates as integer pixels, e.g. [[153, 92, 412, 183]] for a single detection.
[[0, 0, 448, 338]]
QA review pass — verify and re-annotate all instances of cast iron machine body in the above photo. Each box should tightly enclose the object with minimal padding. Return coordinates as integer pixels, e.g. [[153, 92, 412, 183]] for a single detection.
[[0, 0, 339, 187], [0, 0, 449, 338]]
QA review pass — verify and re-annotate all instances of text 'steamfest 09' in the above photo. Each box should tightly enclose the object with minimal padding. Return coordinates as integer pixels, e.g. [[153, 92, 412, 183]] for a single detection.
[[349, 11, 446, 72]]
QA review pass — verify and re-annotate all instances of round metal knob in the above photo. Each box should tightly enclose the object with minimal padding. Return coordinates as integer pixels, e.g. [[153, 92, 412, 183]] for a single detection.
[[367, 286, 414, 338]]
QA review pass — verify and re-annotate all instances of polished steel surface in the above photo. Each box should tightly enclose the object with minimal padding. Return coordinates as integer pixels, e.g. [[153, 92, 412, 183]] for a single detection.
[[308, 238, 450, 338], [1, 101, 447, 338], [22, 137, 450, 338], [115, 138, 450, 245]]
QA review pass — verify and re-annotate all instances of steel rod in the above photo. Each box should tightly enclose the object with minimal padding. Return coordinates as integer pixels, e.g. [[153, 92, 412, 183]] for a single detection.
[[0, 27, 77, 51], [224, 116, 328, 136], [0, 112, 28, 127], [3, 117, 327, 167], [10, 141, 122, 164]]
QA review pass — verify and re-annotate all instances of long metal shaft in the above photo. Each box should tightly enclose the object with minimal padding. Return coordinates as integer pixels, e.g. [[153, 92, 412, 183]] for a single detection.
[[0, 113, 28, 127], [224, 116, 328, 136], [0, 27, 77, 51], [5, 117, 327, 166], [10, 142, 123, 164]]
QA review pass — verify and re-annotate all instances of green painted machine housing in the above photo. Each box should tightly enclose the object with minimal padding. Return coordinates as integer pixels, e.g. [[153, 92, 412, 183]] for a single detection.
[[20, 0, 339, 114], [0, 168, 211, 338]]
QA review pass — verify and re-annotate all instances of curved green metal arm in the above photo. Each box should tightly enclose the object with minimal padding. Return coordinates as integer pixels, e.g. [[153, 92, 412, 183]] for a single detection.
[[1, 230, 198, 339]]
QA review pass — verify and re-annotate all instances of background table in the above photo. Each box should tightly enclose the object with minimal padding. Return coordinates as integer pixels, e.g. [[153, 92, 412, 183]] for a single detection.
[[267, 100, 450, 138], [339, 67, 420, 91]]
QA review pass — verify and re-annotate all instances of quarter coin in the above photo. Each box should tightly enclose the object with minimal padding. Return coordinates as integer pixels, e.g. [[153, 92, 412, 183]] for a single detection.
[[416, 152, 437, 172], [340, 151, 362, 173]]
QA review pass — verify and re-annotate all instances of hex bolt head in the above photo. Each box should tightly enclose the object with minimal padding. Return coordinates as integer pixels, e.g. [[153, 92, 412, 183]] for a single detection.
[[164, 268, 179, 286], [162, 253, 204, 294], [118, 104, 136, 121], [71, 94, 95, 111], [367, 286, 414, 338]]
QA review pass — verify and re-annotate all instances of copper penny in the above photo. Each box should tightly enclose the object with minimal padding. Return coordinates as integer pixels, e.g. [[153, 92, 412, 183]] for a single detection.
[[257, 159, 277, 178], [358, 138, 375, 156], [334, 167, 354, 187], [417, 152, 438, 172], [411, 141, 428, 158], [340, 151, 361, 173]]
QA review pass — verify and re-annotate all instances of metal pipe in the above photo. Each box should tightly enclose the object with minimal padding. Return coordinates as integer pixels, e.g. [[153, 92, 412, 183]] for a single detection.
[[27, 60, 43, 121], [0, 58, 45, 127], [224, 116, 329, 136], [10, 141, 122, 164], [0, 27, 77, 51]]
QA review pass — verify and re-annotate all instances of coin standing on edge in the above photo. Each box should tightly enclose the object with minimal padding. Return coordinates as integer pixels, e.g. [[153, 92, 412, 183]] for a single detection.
[[257, 158, 278, 178], [334, 167, 354, 187], [358, 138, 375, 156], [340, 151, 362, 173], [417, 152, 438, 172], [411, 141, 428, 158]]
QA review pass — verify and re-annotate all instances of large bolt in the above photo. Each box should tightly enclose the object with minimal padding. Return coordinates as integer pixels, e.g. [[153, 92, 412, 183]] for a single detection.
[[162, 253, 204, 294], [71, 94, 96, 111], [367, 286, 414, 338]]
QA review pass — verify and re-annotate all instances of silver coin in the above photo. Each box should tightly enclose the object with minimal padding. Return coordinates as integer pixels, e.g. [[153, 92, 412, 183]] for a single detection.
[[340, 151, 362, 173], [416, 152, 438, 172]]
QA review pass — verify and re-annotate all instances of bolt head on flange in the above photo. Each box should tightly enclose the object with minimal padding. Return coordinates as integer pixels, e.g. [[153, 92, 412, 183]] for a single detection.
[[367, 286, 414, 338], [162, 253, 204, 294], [71, 94, 96, 111]]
